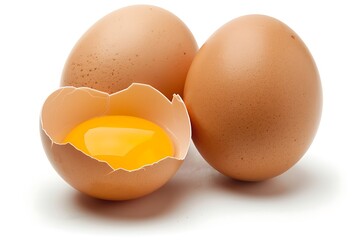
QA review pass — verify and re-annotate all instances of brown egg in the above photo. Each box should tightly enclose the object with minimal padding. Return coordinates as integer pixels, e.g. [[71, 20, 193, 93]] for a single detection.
[[61, 5, 198, 100], [184, 15, 322, 181], [40, 84, 191, 200]]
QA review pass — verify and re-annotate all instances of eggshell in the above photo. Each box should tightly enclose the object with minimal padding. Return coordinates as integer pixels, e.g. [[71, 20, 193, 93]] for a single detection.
[[61, 5, 198, 99], [40, 84, 191, 200], [184, 15, 322, 181]]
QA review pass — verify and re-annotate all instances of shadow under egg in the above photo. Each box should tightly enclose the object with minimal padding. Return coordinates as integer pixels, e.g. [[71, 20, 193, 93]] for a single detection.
[[211, 155, 339, 205], [213, 165, 313, 198], [73, 176, 191, 221]]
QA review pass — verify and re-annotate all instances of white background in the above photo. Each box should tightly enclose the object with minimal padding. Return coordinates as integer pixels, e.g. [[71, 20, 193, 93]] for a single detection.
[[1, 0, 359, 239]]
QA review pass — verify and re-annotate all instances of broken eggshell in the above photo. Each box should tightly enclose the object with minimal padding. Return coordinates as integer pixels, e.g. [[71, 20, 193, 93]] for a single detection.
[[40, 83, 191, 200]]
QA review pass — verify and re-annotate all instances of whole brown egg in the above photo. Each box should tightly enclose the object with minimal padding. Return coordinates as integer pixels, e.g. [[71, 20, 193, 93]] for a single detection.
[[61, 5, 198, 99], [184, 15, 322, 181]]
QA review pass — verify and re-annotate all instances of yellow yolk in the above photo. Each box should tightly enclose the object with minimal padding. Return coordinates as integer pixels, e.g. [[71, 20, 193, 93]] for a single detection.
[[63, 115, 174, 170]]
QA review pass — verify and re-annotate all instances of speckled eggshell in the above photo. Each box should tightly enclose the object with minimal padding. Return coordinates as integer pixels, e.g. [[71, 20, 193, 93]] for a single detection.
[[61, 5, 198, 100], [184, 15, 322, 181]]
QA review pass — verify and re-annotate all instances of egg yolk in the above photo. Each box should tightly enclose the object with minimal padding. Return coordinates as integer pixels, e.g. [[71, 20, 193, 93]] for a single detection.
[[63, 115, 174, 170]]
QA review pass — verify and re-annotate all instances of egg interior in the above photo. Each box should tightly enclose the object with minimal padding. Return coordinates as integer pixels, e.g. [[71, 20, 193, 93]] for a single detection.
[[41, 83, 191, 170], [63, 115, 174, 170]]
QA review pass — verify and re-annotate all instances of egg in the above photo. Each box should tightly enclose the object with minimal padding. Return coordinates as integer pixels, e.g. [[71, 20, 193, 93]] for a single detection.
[[61, 5, 198, 99], [40, 84, 191, 200], [184, 15, 322, 181]]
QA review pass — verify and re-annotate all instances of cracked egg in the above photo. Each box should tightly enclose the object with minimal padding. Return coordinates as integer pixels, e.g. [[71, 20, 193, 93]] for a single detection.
[[40, 83, 191, 200]]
